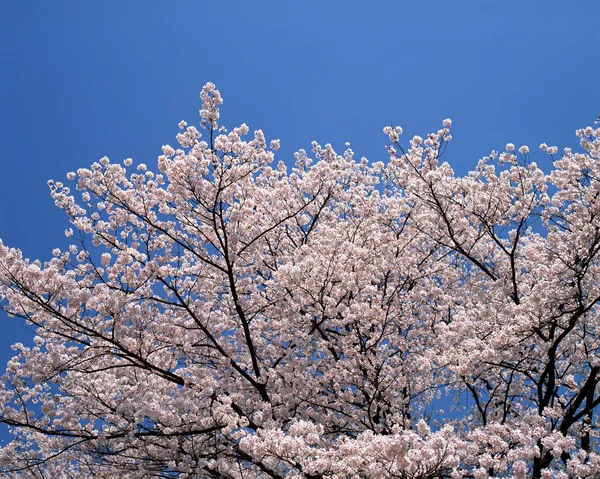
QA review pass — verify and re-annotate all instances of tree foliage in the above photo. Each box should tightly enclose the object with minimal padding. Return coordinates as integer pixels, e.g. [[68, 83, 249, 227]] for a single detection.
[[1, 84, 600, 478]]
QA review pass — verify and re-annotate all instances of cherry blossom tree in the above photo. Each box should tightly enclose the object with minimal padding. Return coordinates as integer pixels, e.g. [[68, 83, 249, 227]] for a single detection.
[[0, 83, 600, 478]]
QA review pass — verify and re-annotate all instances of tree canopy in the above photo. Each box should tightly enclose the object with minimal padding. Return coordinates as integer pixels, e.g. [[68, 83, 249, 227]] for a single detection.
[[1, 84, 600, 478]]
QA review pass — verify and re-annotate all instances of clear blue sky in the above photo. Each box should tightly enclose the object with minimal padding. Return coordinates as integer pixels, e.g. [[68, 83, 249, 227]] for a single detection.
[[0, 1, 598, 443]]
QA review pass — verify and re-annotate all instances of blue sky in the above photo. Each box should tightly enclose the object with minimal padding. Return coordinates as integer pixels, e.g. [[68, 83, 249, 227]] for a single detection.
[[0, 1, 599, 443]]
